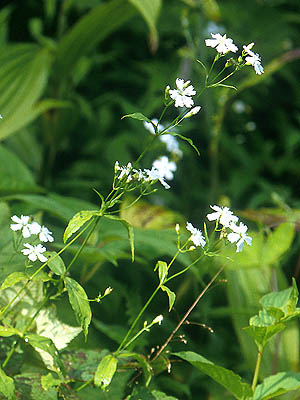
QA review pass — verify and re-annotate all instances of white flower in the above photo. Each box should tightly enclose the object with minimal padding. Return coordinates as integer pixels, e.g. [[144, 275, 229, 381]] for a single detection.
[[160, 135, 182, 157], [227, 222, 252, 252], [152, 315, 163, 325], [21, 243, 48, 262], [243, 43, 264, 75], [169, 78, 196, 108], [183, 106, 201, 119], [10, 215, 32, 238], [152, 156, 176, 181], [206, 205, 238, 228], [146, 168, 170, 190], [205, 33, 238, 54], [39, 226, 54, 243], [186, 222, 206, 248], [29, 221, 41, 235], [115, 161, 133, 181]]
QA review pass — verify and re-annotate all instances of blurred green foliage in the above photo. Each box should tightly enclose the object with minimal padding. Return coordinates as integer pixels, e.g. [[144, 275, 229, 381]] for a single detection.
[[0, 0, 300, 398]]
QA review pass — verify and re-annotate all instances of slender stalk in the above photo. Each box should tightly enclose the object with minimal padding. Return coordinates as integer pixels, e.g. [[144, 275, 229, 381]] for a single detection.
[[115, 284, 161, 355], [252, 344, 263, 391], [152, 266, 224, 361]]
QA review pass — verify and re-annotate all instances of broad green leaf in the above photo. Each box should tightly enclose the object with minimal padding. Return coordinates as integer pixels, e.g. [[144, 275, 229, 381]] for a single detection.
[[0, 145, 39, 193], [262, 223, 295, 266], [0, 367, 15, 400], [41, 373, 63, 391], [121, 112, 151, 123], [94, 354, 118, 390], [44, 252, 66, 275], [64, 277, 92, 340], [24, 333, 64, 375], [155, 260, 168, 284], [128, 0, 161, 51], [260, 278, 299, 316], [161, 285, 176, 312], [0, 326, 22, 337], [54, 0, 136, 77], [174, 351, 253, 400], [244, 323, 285, 349], [104, 215, 134, 262], [0, 44, 52, 140], [0, 272, 29, 290], [254, 371, 300, 400], [35, 306, 82, 350], [64, 209, 100, 243]]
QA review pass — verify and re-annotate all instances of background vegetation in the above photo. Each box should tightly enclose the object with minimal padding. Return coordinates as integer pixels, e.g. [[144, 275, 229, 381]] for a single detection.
[[0, 0, 300, 398]]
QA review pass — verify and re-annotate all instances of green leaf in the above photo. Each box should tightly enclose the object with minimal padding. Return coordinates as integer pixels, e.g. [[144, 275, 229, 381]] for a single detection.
[[24, 333, 64, 375], [174, 351, 253, 400], [105, 215, 135, 262], [64, 277, 92, 340], [44, 252, 66, 275], [64, 209, 100, 243], [0, 44, 52, 140], [128, 0, 161, 51], [262, 223, 295, 266], [260, 277, 299, 317], [35, 306, 82, 350], [41, 373, 63, 391], [244, 323, 285, 349], [0, 367, 15, 400], [0, 326, 22, 337], [0, 272, 29, 290], [154, 260, 168, 284], [254, 371, 300, 400], [94, 354, 118, 390], [121, 112, 151, 123], [0, 145, 39, 194], [161, 285, 176, 312], [54, 0, 136, 77], [171, 133, 200, 156]]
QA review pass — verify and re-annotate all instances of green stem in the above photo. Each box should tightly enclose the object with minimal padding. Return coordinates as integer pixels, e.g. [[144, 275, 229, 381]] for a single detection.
[[115, 284, 161, 355], [252, 344, 263, 391]]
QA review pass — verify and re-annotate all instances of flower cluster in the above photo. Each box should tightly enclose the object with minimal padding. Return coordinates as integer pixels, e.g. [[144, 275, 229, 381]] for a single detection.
[[207, 205, 252, 252], [115, 156, 177, 190], [205, 33, 264, 75], [10, 215, 54, 262]]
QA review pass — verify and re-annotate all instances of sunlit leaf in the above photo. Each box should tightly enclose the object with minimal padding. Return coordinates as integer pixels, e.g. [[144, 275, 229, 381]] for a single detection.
[[0, 367, 15, 400], [44, 252, 66, 275], [94, 354, 118, 390], [63, 209, 100, 243], [161, 285, 176, 312], [121, 112, 151, 122], [254, 371, 300, 400]]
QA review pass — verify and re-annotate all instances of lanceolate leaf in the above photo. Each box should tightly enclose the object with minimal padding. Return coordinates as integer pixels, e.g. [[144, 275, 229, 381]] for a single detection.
[[0, 367, 15, 400], [45, 252, 66, 275], [121, 112, 151, 123], [0, 326, 22, 337], [174, 351, 253, 400], [0, 272, 29, 290], [63, 209, 100, 243], [161, 285, 176, 312], [0, 44, 51, 140], [64, 277, 92, 340], [54, 0, 136, 77], [105, 215, 135, 262]]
